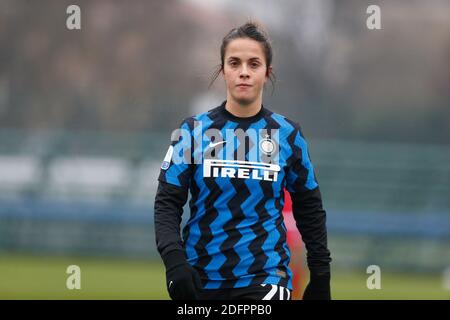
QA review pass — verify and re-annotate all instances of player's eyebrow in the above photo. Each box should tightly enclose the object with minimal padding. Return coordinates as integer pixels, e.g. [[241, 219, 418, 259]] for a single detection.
[[227, 56, 262, 62]]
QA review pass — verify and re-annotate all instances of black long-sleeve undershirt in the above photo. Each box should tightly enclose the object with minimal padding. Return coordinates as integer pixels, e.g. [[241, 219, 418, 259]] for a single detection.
[[289, 186, 331, 274], [154, 181, 188, 260]]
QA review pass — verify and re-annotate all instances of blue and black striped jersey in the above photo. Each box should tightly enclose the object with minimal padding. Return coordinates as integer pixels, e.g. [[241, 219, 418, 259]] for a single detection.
[[155, 100, 331, 290]]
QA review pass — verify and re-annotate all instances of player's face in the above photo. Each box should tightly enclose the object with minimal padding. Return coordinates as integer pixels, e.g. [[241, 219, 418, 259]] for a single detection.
[[222, 38, 271, 105]]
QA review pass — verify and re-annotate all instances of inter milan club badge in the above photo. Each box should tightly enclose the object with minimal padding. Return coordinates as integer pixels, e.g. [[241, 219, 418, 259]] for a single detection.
[[259, 134, 275, 156]]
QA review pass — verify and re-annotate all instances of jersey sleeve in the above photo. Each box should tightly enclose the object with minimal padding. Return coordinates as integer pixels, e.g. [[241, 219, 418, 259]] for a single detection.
[[154, 118, 194, 259], [286, 125, 331, 274], [285, 126, 319, 193], [158, 118, 194, 188]]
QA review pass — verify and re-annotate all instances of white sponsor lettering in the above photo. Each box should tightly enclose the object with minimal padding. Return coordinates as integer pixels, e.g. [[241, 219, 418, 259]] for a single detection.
[[203, 159, 280, 182]]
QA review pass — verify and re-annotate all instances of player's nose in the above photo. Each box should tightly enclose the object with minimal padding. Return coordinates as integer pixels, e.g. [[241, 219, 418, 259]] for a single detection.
[[239, 64, 250, 78]]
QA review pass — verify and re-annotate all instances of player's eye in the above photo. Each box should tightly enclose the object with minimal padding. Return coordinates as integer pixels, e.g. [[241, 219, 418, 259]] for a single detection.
[[229, 61, 239, 67]]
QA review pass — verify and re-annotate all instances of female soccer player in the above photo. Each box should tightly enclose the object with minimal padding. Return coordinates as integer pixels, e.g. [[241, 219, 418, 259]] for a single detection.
[[154, 21, 332, 300]]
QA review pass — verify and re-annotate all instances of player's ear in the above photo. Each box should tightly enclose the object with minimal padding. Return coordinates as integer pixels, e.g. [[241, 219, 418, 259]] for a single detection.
[[265, 65, 273, 82]]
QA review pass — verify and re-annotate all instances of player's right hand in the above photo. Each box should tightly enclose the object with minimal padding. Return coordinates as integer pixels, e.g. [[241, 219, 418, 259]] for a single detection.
[[163, 250, 203, 300]]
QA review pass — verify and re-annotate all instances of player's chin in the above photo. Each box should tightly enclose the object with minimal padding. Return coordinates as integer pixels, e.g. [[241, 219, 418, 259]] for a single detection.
[[233, 93, 257, 106]]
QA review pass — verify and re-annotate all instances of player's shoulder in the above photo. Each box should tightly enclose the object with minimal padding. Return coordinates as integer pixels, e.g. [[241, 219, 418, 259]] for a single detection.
[[265, 108, 302, 132], [176, 112, 207, 131], [177, 103, 223, 130]]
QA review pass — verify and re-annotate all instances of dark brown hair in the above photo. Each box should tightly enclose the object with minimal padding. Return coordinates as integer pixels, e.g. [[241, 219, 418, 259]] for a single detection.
[[209, 20, 276, 94]]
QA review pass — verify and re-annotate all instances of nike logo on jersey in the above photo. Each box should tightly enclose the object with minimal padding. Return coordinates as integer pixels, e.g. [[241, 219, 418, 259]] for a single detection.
[[208, 140, 226, 149]]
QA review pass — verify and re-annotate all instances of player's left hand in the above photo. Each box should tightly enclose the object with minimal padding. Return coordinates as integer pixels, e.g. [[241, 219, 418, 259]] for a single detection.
[[302, 271, 331, 300]]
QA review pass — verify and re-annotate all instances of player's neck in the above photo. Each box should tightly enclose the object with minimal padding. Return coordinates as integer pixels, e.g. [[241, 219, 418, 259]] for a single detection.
[[225, 96, 263, 118]]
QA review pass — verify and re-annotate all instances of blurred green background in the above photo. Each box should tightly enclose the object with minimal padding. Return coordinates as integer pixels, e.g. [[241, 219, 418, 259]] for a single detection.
[[0, 0, 449, 300], [1, 254, 449, 300]]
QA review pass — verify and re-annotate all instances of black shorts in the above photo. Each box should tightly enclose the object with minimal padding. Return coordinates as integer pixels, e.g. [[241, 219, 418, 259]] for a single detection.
[[197, 284, 292, 300]]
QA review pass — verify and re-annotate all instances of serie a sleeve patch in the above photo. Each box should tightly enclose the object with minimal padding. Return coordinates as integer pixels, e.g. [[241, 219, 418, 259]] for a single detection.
[[161, 145, 174, 170]]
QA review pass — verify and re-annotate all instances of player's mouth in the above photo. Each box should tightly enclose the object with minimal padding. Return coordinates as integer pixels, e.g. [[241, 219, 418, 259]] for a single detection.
[[236, 84, 252, 90]]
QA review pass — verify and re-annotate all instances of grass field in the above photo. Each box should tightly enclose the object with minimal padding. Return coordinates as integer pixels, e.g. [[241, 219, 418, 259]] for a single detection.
[[0, 254, 448, 300]]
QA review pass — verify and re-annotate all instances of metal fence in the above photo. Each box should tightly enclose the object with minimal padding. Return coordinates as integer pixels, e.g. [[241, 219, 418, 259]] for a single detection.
[[0, 130, 449, 272]]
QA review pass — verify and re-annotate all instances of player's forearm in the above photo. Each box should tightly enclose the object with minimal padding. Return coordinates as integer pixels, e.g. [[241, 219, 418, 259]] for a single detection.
[[290, 187, 332, 273], [154, 181, 188, 258]]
